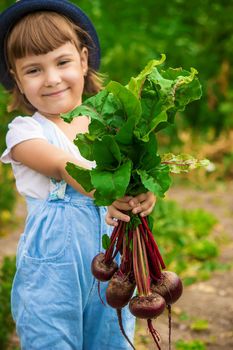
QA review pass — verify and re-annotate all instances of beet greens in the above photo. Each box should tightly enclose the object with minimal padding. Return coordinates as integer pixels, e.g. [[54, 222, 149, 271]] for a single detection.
[[62, 56, 208, 349]]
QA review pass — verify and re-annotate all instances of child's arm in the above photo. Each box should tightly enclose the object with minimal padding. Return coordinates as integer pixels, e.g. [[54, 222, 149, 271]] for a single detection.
[[11, 138, 94, 197], [106, 192, 156, 226]]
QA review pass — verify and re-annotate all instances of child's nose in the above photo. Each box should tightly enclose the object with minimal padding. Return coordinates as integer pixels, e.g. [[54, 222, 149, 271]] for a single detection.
[[44, 68, 62, 87]]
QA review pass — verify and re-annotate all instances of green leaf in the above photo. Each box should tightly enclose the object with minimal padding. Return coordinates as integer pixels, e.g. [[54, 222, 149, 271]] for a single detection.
[[137, 165, 171, 197], [106, 81, 141, 119], [106, 81, 142, 145], [74, 133, 95, 161], [134, 65, 202, 140], [65, 162, 94, 192], [102, 234, 111, 250], [126, 170, 148, 196], [147, 214, 154, 231], [163, 67, 202, 110], [161, 153, 210, 173], [93, 135, 121, 169], [62, 90, 122, 126], [127, 55, 166, 97], [88, 119, 107, 138], [91, 160, 132, 205], [138, 133, 160, 170], [115, 115, 138, 145], [61, 104, 99, 123]]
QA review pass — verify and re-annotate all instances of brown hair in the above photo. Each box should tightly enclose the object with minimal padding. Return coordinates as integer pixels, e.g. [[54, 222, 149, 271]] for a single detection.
[[6, 11, 104, 114]]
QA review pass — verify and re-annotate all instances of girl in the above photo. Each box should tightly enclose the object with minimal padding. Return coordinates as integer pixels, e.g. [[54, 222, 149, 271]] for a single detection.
[[0, 1, 156, 349]]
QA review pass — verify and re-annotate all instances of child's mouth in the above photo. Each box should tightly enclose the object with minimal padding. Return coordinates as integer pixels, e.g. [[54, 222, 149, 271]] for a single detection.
[[43, 88, 70, 97]]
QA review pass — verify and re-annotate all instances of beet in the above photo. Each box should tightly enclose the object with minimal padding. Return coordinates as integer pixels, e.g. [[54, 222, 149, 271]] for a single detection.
[[151, 271, 183, 305], [106, 272, 136, 309], [91, 253, 118, 282], [129, 293, 166, 319]]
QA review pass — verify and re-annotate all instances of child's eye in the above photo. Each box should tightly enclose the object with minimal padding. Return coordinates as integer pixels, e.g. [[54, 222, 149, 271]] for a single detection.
[[26, 68, 40, 75], [58, 60, 70, 66]]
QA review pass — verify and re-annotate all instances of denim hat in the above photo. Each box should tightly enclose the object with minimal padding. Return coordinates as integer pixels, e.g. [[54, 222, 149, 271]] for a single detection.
[[0, 0, 100, 90]]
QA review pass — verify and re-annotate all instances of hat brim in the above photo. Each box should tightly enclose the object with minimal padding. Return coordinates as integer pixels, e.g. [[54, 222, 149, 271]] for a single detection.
[[0, 0, 100, 90]]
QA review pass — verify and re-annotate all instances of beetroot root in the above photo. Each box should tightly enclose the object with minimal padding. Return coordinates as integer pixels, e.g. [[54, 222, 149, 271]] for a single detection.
[[106, 272, 136, 309], [151, 271, 183, 305], [129, 293, 166, 319], [91, 253, 118, 282]]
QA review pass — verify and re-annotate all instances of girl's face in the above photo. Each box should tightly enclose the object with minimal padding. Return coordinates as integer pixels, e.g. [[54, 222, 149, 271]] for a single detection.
[[14, 42, 88, 117]]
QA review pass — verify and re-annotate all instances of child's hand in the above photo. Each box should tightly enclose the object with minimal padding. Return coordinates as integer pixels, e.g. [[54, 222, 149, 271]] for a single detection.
[[105, 192, 156, 226], [129, 192, 156, 216]]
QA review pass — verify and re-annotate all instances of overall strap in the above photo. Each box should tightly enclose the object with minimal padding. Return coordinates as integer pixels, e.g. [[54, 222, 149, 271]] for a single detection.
[[34, 114, 68, 201]]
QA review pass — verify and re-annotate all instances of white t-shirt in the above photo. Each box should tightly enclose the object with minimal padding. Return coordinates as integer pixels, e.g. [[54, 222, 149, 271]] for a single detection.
[[0, 112, 94, 199]]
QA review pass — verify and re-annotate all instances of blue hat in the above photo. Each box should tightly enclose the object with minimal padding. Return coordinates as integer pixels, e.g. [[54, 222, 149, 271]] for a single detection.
[[0, 0, 101, 90]]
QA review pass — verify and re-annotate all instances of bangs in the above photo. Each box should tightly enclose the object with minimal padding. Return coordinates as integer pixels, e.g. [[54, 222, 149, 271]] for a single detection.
[[6, 11, 88, 68]]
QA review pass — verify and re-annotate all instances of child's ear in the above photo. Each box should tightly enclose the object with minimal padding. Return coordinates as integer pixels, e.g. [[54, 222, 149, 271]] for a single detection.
[[80, 47, 88, 76], [10, 69, 24, 94]]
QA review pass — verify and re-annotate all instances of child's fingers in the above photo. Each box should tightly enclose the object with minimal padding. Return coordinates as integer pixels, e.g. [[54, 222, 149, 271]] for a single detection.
[[130, 193, 147, 205], [105, 214, 130, 226], [105, 214, 119, 226], [106, 206, 130, 226], [129, 192, 155, 208], [131, 193, 156, 214], [140, 203, 155, 217], [132, 202, 155, 216], [112, 200, 134, 211], [117, 196, 134, 203], [106, 192, 156, 225]]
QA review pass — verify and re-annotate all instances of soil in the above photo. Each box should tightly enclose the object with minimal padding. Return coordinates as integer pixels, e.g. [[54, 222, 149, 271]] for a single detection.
[[1, 182, 233, 350]]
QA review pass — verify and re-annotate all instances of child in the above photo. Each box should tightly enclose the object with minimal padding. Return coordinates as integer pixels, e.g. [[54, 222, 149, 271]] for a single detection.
[[0, 1, 156, 349]]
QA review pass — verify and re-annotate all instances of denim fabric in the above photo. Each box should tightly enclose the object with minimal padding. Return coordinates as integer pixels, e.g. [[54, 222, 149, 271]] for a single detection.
[[11, 185, 135, 349]]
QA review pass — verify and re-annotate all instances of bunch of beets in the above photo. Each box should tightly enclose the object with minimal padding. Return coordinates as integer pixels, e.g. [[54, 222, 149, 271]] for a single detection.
[[91, 214, 183, 350], [63, 56, 205, 349]]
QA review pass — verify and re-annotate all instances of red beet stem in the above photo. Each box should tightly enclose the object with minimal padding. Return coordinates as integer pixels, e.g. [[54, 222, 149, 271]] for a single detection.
[[141, 231, 151, 294], [97, 281, 106, 306], [116, 309, 136, 350], [133, 228, 143, 295], [105, 221, 123, 263], [139, 224, 162, 278], [136, 227, 150, 295], [112, 223, 126, 260], [140, 217, 165, 269], [147, 319, 161, 350], [120, 233, 133, 276], [140, 216, 166, 269]]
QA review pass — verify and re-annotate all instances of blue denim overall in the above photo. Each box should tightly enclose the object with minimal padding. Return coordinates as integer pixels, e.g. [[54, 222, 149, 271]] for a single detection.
[[11, 117, 135, 350]]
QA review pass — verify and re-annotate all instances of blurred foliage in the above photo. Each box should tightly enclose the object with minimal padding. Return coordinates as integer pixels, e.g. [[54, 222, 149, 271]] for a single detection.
[[73, 0, 233, 135], [0, 85, 16, 226], [175, 339, 206, 350], [0, 256, 16, 350], [190, 319, 209, 331]]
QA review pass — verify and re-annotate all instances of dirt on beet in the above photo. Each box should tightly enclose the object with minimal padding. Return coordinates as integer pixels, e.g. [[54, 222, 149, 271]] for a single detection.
[[1, 182, 233, 350]]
